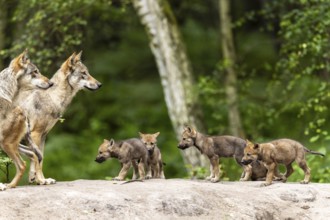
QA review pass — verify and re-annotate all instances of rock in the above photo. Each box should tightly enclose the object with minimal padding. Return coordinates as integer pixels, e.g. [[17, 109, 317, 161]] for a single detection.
[[1, 179, 330, 219]]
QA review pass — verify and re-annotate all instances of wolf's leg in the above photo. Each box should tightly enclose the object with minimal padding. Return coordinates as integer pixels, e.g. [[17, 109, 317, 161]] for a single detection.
[[209, 156, 220, 183], [145, 161, 152, 179], [282, 163, 294, 183], [131, 160, 139, 180], [159, 160, 165, 179], [114, 162, 131, 181], [29, 132, 55, 185], [240, 164, 252, 181], [206, 164, 215, 180], [1, 107, 27, 188], [296, 158, 311, 184], [138, 159, 146, 180], [262, 162, 276, 186]]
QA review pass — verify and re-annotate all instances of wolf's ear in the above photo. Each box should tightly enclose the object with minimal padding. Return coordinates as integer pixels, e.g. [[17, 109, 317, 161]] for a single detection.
[[138, 132, 144, 138], [154, 132, 160, 137], [18, 49, 29, 65], [254, 143, 259, 149], [75, 50, 82, 62], [61, 52, 76, 73], [69, 52, 76, 66]]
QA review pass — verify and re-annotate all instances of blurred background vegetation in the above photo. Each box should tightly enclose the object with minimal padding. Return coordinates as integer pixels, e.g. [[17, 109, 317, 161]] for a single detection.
[[0, 0, 330, 184]]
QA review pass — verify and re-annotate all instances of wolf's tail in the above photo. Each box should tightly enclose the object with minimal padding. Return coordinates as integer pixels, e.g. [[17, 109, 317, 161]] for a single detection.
[[304, 148, 325, 157], [22, 116, 43, 163]]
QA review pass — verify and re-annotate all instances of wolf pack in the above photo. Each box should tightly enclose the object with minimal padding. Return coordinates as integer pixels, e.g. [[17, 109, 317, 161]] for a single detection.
[[0, 50, 325, 191]]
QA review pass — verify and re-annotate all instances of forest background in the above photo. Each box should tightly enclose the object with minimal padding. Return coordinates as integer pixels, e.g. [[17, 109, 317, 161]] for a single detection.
[[0, 0, 330, 184]]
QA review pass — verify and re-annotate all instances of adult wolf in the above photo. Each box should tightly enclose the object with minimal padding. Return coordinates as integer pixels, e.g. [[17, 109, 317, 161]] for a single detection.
[[0, 50, 53, 190], [14, 51, 102, 184]]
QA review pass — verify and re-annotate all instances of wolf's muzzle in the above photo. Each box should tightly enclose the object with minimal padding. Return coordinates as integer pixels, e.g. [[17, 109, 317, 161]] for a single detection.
[[177, 144, 189, 150], [95, 157, 106, 163], [241, 159, 253, 165]]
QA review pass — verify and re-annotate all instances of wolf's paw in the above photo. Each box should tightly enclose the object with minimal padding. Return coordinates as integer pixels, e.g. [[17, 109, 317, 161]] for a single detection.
[[0, 183, 7, 191], [210, 178, 220, 183], [36, 178, 56, 185], [205, 176, 213, 181], [112, 177, 124, 181], [260, 182, 272, 187], [239, 178, 248, 181], [145, 175, 152, 179], [300, 180, 309, 184], [280, 177, 287, 183]]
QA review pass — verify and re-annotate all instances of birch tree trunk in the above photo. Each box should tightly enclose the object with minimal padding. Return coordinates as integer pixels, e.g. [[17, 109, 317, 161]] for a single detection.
[[219, 0, 245, 137], [132, 0, 209, 170]]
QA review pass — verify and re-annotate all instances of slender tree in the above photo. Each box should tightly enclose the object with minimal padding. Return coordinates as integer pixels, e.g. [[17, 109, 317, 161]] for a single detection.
[[219, 0, 244, 137], [132, 0, 209, 171], [0, 0, 7, 69]]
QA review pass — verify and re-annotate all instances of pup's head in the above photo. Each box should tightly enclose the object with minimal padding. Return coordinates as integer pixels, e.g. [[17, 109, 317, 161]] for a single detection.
[[178, 126, 197, 150], [61, 51, 102, 91], [241, 140, 260, 165], [95, 139, 112, 163], [10, 49, 53, 89], [139, 132, 160, 154]]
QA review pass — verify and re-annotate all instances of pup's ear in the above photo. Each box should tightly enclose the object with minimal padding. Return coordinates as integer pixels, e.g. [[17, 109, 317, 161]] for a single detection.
[[154, 132, 160, 137], [109, 138, 115, 146], [138, 132, 144, 138], [254, 143, 259, 149]]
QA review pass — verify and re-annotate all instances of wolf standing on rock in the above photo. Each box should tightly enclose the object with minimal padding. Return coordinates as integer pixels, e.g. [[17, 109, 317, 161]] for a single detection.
[[14, 51, 102, 184], [139, 132, 165, 179], [0, 50, 53, 190], [178, 126, 268, 182], [95, 138, 148, 181]]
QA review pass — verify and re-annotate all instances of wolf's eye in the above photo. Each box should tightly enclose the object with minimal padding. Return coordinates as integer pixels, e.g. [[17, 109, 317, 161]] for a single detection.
[[247, 153, 251, 156], [182, 138, 186, 141], [150, 142, 154, 145]]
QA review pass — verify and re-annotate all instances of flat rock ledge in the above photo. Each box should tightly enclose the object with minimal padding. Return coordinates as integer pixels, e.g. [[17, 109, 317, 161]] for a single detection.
[[1, 179, 330, 220]]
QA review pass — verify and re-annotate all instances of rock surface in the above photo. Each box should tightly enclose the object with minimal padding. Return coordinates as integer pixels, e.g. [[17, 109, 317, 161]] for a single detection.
[[1, 179, 330, 219]]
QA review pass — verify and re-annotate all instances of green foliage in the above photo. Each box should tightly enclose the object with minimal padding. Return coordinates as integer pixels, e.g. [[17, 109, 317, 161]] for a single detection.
[[0, 150, 12, 183]]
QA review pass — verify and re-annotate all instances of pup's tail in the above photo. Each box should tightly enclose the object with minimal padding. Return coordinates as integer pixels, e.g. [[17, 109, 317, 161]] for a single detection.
[[304, 148, 325, 157]]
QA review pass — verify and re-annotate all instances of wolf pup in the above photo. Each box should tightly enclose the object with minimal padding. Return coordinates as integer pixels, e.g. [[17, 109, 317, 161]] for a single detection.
[[14, 51, 102, 185], [242, 139, 325, 186], [178, 126, 268, 182], [95, 138, 148, 181], [0, 50, 52, 190], [139, 132, 165, 179]]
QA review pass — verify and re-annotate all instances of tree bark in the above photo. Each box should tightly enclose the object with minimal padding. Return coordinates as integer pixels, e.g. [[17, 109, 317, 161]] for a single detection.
[[219, 0, 245, 137], [132, 0, 209, 170], [0, 0, 7, 70]]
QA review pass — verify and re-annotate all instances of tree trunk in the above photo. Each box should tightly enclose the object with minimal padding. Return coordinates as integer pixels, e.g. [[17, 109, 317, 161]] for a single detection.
[[132, 0, 209, 170], [0, 0, 7, 69], [219, 0, 245, 137]]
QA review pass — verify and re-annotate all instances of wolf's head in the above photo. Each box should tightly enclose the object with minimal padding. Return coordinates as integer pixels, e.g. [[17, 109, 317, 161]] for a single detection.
[[178, 126, 197, 150], [241, 140, 260, 165], [95, 139, 112, 163], [9, 49, 53, 89], [60, 51, 102, 91], [139, 132, 160, 155]]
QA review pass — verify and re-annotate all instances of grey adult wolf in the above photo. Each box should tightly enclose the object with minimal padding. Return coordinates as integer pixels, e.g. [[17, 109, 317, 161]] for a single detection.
[[0, 50, 52, 190], [14, 51, 102, 184], [178, 126, 268, 182], [242, 139, 325, 186], [95, 138, 148, 180]]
